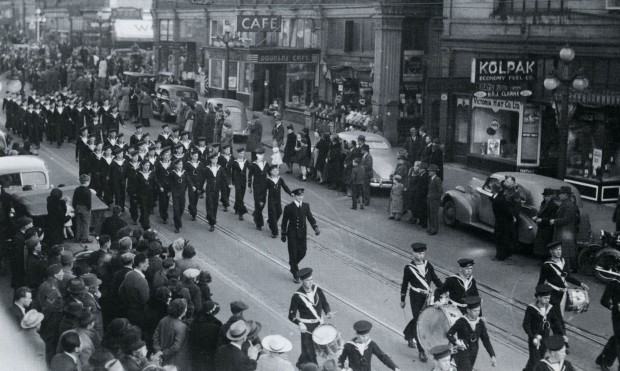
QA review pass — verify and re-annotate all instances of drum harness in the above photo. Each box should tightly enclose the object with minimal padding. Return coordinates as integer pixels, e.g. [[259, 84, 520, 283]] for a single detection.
[[543, 260, 568, 294], [449, 274, 473, 309], [296, 285, 323, 325], [407, 262, 435, 305], [528, 303, 552, 346]]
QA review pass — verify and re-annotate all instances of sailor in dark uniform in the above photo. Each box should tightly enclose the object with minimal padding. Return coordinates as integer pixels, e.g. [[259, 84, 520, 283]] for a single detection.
[[179, 130, 192, 153], [136, 160, 156, 230], [338, 320, 400, 371], [104, 129, 119, 149], [230, 148, 249, 220], [266, 164, 292, 238], [169, 157, 195, 233], [99, 145, 115, 205], [428, 344, 457, 371], [447, 296, 496, 371], [202, 151, 230, 231], [172, 142, 187, 163], [436, 258, 479, 314], [287, 268, 332, 368], [31, 101, 46, 147], [523, 284, 565, 371], [218, 144, 233, 211], [110, 147, 128, 211], [537, 241, 589, 323], [533, 335, 575, 371], [129, 124, 144, 147], [185, 149, 204, 221], [596, 277, 620, 371], [193, 136, 209, 162], [400, 242, 443, 361], [154, 147, 173, 224], [99, 98, 113, 137], [126, 149, 143, 225], [281, 188, 320, 282], [157, 123, 172, 148], [248, 147, 270, 230]]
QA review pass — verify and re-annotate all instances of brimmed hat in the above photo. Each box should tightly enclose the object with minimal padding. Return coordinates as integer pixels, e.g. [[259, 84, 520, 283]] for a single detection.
[[246, 320, 262, 339], [542, 188, 555, 196], [204, 301, 220, 315], [230, 301, 249, 313], [82, 273, 102, 288], [226, 320, 248, 341], [46, 264, 62, 276], [559, 186, 572, 195], [16, 216, 33, 228], [64, 302, 85, 317], [183, 268, 200, 280], [21, 309, 44, 329], [78, 310, 95, 326], [262, 335, 293, 353], [60, 251, 75, 265], [67, 278, 88, 294]]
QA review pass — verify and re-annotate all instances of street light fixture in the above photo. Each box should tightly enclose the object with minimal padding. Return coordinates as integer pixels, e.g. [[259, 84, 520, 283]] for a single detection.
[[35, 8, 46, 43], [213, 24, 243, 98], [544, 45, 589, 180]]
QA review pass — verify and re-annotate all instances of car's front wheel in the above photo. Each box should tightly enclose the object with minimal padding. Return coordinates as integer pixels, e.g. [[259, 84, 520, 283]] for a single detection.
[[443, 198, 458, 227]]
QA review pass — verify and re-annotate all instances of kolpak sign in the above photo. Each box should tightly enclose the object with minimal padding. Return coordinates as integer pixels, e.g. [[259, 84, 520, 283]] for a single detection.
[[237, 16, 281, 32], [471, 58, 537, 85]]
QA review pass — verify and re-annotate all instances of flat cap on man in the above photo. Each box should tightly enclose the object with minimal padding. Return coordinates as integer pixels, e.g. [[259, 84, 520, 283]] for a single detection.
[[46, 264, 62, 276], [230, 301, 249, 313]]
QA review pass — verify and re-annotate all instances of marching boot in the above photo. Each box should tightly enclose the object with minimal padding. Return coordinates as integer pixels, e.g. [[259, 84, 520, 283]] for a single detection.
[[418, 350, 427, 362]]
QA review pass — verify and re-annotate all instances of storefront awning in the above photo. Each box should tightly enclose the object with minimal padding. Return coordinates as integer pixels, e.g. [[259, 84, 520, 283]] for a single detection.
[[113, 20, 153, 42], [328, 65, 373, 84], [569, 90, 620, 107]]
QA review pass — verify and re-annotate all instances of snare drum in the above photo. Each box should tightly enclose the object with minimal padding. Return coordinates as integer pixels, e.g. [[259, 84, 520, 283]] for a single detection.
[[565, 288, 589, 313], [312, 324, 343, 358], [417, 305, 463, 352]]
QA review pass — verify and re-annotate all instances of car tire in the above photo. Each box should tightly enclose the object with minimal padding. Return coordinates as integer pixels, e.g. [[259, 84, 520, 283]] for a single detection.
[[577, 243, 601, 276], [594, 250, 620, 283], [442, 198, 458, 227]]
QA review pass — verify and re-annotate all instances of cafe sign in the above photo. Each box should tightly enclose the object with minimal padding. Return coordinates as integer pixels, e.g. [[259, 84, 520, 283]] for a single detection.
[[246, 52, 318, 64], [237, 15, 281, 32], [471, 58, 537, 85]]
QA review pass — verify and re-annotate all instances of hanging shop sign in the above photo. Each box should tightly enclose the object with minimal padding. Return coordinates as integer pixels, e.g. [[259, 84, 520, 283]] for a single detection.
[[472, 97, 522, 112], [237, 16, 281, 32], [471, 58, 537, 85], [518, 105, 541, 167], [246, 52, 318, 64]]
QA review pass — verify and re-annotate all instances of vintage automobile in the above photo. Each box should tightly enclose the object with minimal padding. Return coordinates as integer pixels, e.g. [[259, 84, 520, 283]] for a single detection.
[[0, 155, 50, 190], [122, 71, 156, 95], [336, 131, 398, 189], [206, 98, 251, 141], [441, 172, 592, 246], [0, 129, 10, 155], [152, 84, 199, 122]]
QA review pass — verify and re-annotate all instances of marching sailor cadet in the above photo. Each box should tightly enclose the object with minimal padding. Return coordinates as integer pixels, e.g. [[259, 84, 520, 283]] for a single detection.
[[338, 320, 400, 371], [155, 147, 173, 224], [172, 141, 186, 162], [104, 128, 118, 149], [436, 258, 480, 314], [400, 242, 443, 362], [129, 123, 144, 147], [115, 133, 128, 153], [266, 164, 292, 238], [248, 147, 270, 230], [218, 144, 233, 211], [533, 335, 575, 371], [180, 131, 192, 152], [185, 149, 204, 221], [596, 276, 620, 371], [157, 124, 172, 148], [202, 151, 230, 231], [523, 284, 565, 371], [537, 241, 588, 322], [230, 147, 250, 220], [288, 268, 332, 368], [137, 160, 156, 230], [169, 157, 195, 233], [447, 296, 496, 371], [429, 344, 456, 371], [193, 137, 209, 161], [126, 149, 142, 225], [153, 139, 163, 157], [110, 147, 128, 211]]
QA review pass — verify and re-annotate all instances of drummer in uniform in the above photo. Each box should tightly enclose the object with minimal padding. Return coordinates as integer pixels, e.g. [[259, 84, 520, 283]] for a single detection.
[[537, 241, 589, 322], [533, 335, 576, 371], [436, 258, 479, 314], [288, 268, 333, 368], [338, 320, 400, 371], [399, 242, 443, 362], [446, 296, 497, 371], [523, 284, 565, 371], [428, 344, 456, 371]]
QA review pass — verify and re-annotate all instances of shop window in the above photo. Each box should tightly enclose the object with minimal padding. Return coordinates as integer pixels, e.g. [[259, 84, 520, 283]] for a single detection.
[[209, 59, 224, 89], [470, 104, 519, 160], [454, 98, 470, 144], [210, 19, 252, 47], [280, 19, 316, 49], [285, 64, 316, 109], [160, 20, 173, 42], [228, 61, 238, 90], [238, 62, 251, 94]]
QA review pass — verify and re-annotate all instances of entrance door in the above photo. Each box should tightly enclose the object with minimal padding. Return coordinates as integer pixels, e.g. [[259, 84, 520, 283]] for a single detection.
[[266, 65, 286, 108], [452, 96, 471, 163]]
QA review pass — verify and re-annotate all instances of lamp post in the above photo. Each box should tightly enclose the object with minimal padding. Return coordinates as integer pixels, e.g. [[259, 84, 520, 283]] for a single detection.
[[213, 24, 242, 98], [544, 45, 589, 180], [35, 8, 46, 43]]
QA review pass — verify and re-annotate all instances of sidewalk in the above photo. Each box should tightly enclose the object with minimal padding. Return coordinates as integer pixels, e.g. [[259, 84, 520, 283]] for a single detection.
[[255, 110, 616, 238]]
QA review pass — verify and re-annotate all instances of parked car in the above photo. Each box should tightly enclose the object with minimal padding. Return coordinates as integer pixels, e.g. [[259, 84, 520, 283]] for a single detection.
[[336, 130, 398, 189], [0, 155, 50, 191], [206, 98, 250, 141], [152, 84, 199, 122], [0, 129, 10, 155], [122, 71, 156, 95], [441, 172, 592, 246]]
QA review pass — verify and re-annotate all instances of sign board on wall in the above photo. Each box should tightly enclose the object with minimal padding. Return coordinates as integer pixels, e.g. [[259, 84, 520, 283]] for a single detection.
[[518, 105, 541, 167], [471, 58, 537, 85], [472, 97, 522, 112], [237, 16, 281, 32]]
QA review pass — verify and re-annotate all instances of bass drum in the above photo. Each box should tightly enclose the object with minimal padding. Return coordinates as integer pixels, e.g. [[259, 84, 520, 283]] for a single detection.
[[417, 305, 462, 352]]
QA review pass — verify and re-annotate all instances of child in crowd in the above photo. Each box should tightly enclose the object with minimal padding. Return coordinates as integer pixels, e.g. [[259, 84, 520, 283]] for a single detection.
[[389, 175, 404, 221], [61, 196, 75, 239], [271, 139, 283, 166]]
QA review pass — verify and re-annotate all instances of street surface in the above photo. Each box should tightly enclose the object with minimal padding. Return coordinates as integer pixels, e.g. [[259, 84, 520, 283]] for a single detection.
[[15, 115, 613, 371], [1, 77, 616, 370]]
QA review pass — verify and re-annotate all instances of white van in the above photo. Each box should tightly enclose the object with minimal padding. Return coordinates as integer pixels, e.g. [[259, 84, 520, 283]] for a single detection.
[[0, 155, 50, 190]]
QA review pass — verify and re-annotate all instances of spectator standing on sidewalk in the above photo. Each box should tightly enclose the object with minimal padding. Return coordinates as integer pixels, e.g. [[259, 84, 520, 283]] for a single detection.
[[246, 114, 263, 162], [282, 125, 297, 174], [426, 165, 442, 235], [272, 114, 284, 147], [360, 144, 372, 206], [72, 174, 93, 243]]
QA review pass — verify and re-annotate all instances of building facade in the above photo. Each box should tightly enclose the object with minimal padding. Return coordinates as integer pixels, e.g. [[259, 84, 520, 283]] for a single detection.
[[152, 0, 441, 145], [429, 0, 620, 202]]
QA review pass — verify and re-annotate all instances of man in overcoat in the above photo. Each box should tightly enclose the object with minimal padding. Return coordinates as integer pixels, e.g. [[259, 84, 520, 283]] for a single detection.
[[550, 186, 579, 271]]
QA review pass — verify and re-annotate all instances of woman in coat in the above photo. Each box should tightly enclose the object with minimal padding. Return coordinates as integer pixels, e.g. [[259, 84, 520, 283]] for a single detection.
[[295, 136, 310, 181], [282, 125, 297, 174], [153, 298, 191, 371], [119, 83, 131, 120], [46, 188, 69, 247], [314, 133, 330, 183], [139, 91, 153, 127], [533, 188, 559, 257], [143, 287, 172, 353]]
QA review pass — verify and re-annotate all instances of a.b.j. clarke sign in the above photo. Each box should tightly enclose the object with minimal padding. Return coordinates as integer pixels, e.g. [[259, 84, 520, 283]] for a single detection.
[[237, 16, 281, 32], [471, 58, 537, 84]]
